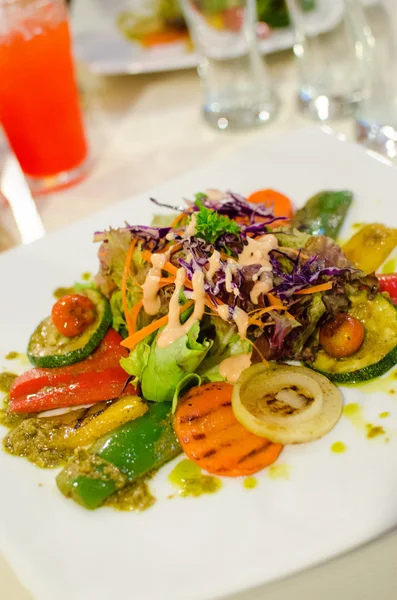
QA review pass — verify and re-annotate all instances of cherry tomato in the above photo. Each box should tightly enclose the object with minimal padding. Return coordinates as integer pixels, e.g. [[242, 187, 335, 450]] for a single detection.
[[319, 313, 365, 359], [377, 274, 397, 303], [52, 294, 96, 338]]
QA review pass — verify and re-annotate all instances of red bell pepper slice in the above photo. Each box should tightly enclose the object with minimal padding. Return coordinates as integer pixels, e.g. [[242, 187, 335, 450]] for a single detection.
[[10, 329, 127, 400], [9, 329, 136, 414], [377, 274, 397, 303], [10, 367, 135, 414]]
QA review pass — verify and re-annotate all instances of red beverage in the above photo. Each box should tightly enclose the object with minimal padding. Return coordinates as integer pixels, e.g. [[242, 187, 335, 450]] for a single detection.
[[0, 0, 88, 189]]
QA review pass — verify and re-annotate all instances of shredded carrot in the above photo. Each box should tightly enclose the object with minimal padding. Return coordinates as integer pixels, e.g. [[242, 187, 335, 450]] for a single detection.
[[169, 243, 182, 255], [248, 305, 286, 319], [121, 300, 194, 350], [295, 282, 333, 295], [267, 293, 281, 306], [128, 300, 143, 336], [158, 242, 182, 256], [163, 262, 179, 277], [122, 239, 138, 334], [170, 213, 187, 229], [142, 250, 181, 279], [142, 250, 152, 262]]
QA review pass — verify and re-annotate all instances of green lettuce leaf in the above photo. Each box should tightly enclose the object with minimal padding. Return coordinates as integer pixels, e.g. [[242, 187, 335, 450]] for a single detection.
[[172, 373, 201, 414], [274, 227, 311, 250], [290, 293, 326, 357], [121, 322, 212, 403], [140, 322, 212, 403], [197, 317, 250, 382], [95, 230, 148, 296], [120, 333, 154, 387], [110, 291, 128, 338], [151, 214, 175, 227]]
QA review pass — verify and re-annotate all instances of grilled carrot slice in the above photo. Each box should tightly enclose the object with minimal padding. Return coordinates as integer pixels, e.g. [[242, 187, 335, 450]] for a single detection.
[[174, 382, 283, 477]]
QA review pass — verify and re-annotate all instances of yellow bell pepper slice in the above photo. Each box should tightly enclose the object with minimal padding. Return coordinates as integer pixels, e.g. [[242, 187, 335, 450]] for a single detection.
[[343, 224, 397, 273], [64, 396, 147, 448]]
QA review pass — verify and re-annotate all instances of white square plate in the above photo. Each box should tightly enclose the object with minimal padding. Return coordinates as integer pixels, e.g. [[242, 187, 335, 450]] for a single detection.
[[1, 127, 397, 600]]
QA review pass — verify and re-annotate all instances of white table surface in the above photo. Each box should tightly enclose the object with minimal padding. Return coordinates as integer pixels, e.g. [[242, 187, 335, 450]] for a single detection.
[[2, 7, 397, 598]]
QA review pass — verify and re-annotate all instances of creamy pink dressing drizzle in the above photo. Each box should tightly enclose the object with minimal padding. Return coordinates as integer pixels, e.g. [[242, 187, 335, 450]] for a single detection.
[[225, 260, 238, 294], [250, 273, 273, 304], [151, 228, 278, 348], [238, 234, 278, 268], [219, 353, 252, 383], [157, 267, 205, 348], [184, 214, 197, 238], [206, 250, 221, 282], [217, 304, 249, 338], [239, 234, 278, 305], [142, 252, 169, 316]]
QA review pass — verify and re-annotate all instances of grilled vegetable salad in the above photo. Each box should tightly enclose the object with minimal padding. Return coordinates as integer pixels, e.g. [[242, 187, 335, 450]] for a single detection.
[[2, 187, 397, 511], [117, 0, 316, 47]]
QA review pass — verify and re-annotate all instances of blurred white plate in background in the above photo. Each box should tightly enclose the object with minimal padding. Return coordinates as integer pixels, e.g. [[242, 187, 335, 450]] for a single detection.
[[71, 0, 346, 75]]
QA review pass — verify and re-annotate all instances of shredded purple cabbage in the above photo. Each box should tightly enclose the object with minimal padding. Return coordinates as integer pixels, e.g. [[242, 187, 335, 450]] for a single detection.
[[202, 191, 287, 227], [149, 197, 185, 212], [269, 249, 354, 299]]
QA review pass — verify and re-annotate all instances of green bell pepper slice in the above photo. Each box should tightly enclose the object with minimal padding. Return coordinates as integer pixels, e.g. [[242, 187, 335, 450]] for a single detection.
[[57, 402, 181, 510], [291, 190, 353, 239]]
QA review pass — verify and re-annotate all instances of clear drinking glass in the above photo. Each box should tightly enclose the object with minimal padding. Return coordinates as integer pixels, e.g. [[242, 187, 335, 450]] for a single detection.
[[355, 1, 397, 158], [286, 0, 370, 120], [0, 191, 20, 252], [0, 0, 89, 194], [179, 0, 279, 130]]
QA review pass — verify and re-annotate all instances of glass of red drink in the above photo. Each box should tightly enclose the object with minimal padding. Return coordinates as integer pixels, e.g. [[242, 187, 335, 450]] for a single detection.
[[0, 0, 89, 194]]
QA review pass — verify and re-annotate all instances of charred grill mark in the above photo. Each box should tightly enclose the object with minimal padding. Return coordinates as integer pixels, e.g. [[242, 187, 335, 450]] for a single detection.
[[192, 433, 206, 440], [73, 407, 92, 430], [238, 441, 271, 464], [202, 448, 217, 458], [120, 375, 133, 395], [73, 404, 109, 430], [178, 410, 212, 424], [200, 439, 233, 458]]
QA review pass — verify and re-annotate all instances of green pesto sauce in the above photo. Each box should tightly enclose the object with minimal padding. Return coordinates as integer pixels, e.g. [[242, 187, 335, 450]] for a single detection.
[[268, 464, 290, 480], [331, 441, 347, 454], [53, 286, 75, 299], [379, 411, 390, 419], [243, 477, 258, 489], [0, 403, 110, 469], [2, 414, 73, 468], [105, 475, 156, 512], [344, 370, 397, 395], [381, 258, 397, 274], [343, 404, 387, 441], [352, 222, 364, 231], [5, 351, 19, 360], [0, 399, 27, 429], [366, 425, 385, 439], [343, 402, 363, 425], [82, 272, 92, 281], [169, 459, 221, 497], [0, 372, 17, 394]]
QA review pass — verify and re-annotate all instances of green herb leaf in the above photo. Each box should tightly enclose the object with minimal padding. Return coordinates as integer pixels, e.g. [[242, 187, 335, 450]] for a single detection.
[[194, 205, 241, 245], [194, 192, 207, 208]]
